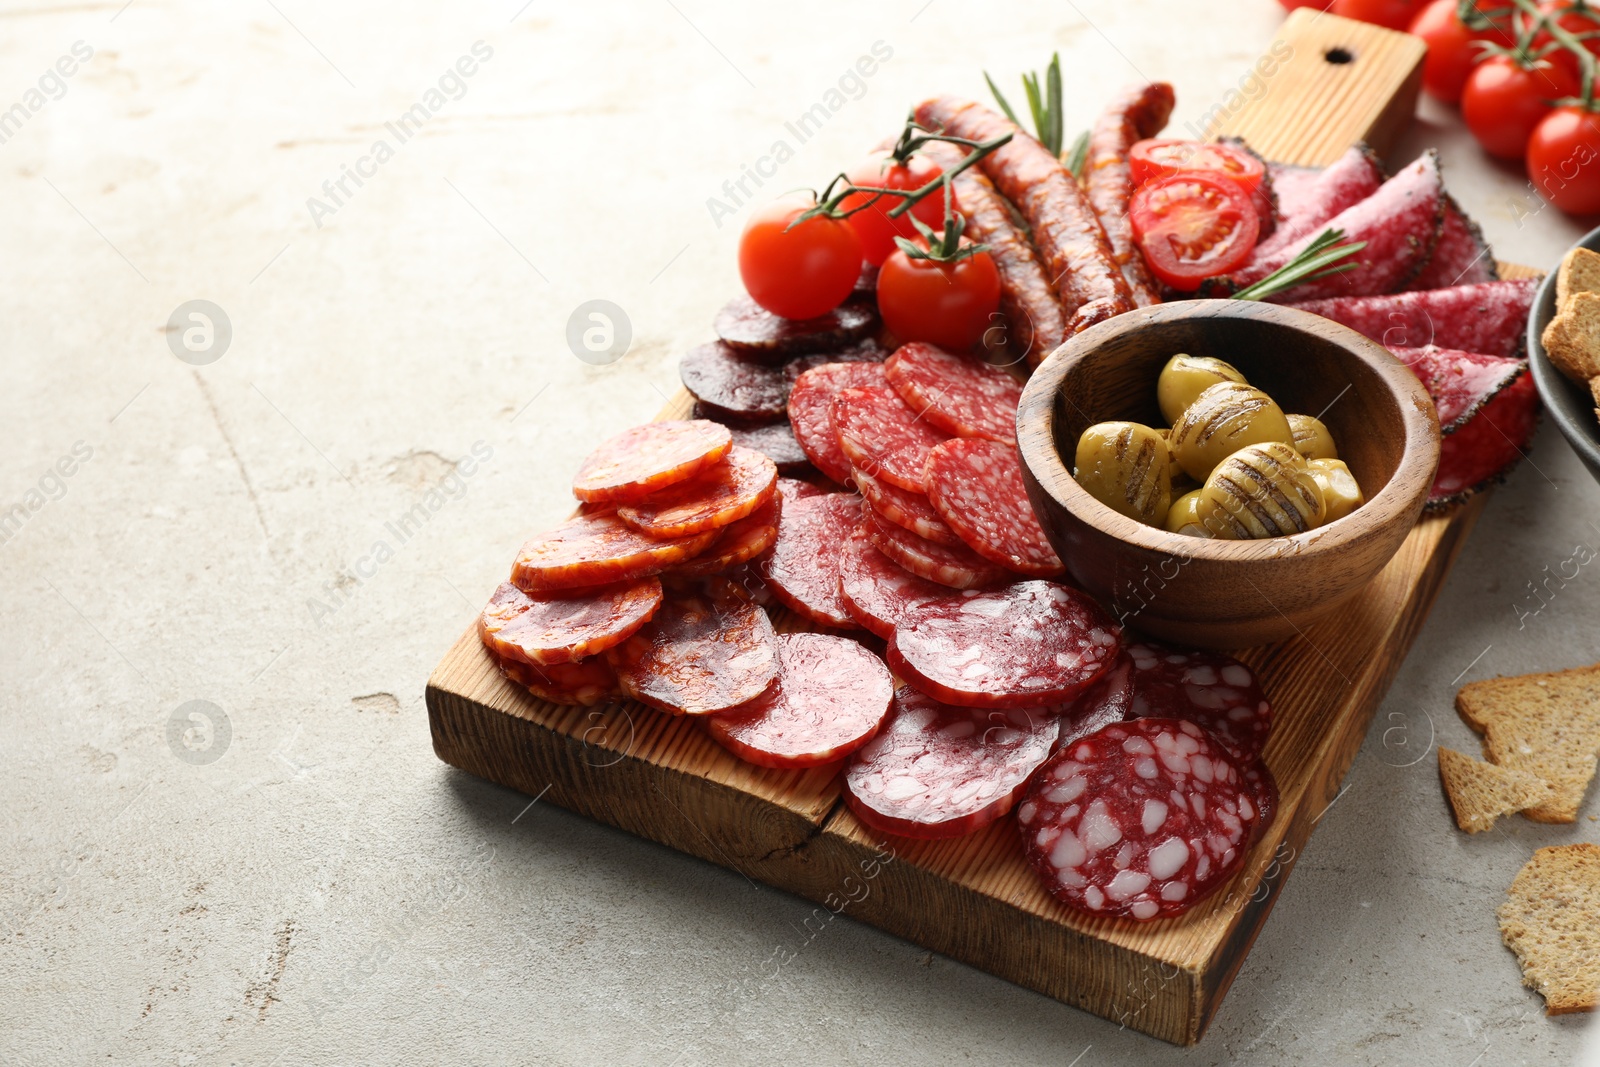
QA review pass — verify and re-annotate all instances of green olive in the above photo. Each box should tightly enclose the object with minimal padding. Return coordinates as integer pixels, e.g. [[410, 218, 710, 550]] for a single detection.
[[1074, 421, 1172, 525], [1157, 354, 1247, 425], [1165, 489, 1218, 537], [1307, 458, 1364, 524], [1287, 413, 1339, 461], [1168, 381, 1294, 482], [1194, 442, 1325, 538]]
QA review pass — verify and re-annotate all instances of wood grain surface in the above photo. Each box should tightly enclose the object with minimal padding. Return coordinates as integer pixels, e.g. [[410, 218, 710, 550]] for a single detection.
[[427, 16, 1531, 1046]]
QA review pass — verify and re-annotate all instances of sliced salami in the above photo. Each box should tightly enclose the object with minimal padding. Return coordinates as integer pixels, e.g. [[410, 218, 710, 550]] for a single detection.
[[496, 651, 622, 707], [1018, 718, 1262, 920], [862, 509, 1010, 590], [1056, 650, 1135, 750], [667, 497, 780, 578], [616, 446, 777, 539], [607, 592, 779, 715], [1123, 641, 1274, 762], [513, 512, 718, 592], [837, 526, 953, 639], [1404, 193, 1498, 290], [776, 476, 825, 504], [788, 362, 888, 485], [479, 579, 662, 667], [572, 420, 733, 504], [680, 342, 793, 422], [1430, 364, 1538, 506], [1265, 162, 1322, 221], [784, 339, 890, 382], [1292, 279, 1538, 360], [923, 438, 1064, 578], [832, 385, 948, 491], [853, 466, 963, 547], [705, 633, 894, 768], [844, 686, 1060, 839], [715, 293, 878, 360], [1252, 144, 1386, 262], [1239, 758, 1280, 846], [1390, 345, 1528, 432], [883, 342, 1024, 443], [889, 580, 1122, 709], [765, 492, 866, 629]]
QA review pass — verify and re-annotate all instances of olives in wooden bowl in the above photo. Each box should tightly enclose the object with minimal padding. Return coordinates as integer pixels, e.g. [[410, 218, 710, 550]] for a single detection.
[[1017, 300, 1440, 650]]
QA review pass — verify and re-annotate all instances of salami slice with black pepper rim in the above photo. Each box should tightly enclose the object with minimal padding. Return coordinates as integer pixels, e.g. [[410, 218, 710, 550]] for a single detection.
[[1404, 193, 1498, 290], [765, 492, 866, 629], [884, 342, 1024, 444], [616, 446, 777, 539], [479, 579, 662, 667], [837, 525, 952, 639], [853, 466, 963, 547], [832, 385, 948, 491], [862, 509, 1010, 590], [513, 512, 719, 592], [1390, 345, 1528, 433], [788, 362, 887, 485], [889, 580, 1122, 709], [572, 420, 733, 504], [924, 438, 1064, 578], [705, 633, 894, 768], [496, 651, 623, 707], [1254, 144, 1385, 263], [1123, 641, 1274, 762], [607, 592, 779, 715], [714, 294, 878, 361], [680, 342, 794, 422], [1429, 364, 1538, 507], [1017, 718, 1261, 920], [844, 686, 1060, 840], [1293, 279, 1537, 360]]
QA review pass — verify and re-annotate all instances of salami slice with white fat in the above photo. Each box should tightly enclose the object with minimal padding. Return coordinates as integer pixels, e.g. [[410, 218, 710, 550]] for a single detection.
[[923, 438, 1064, 577], [883, 342, 1024, 444], [1017, 718, 1261, 920], [479, 579, 662, 666], [495, 651, 623, 707], [705, 633, 894, 768], [832, 385, 948, 492], [844, 686, 1060, 839], [616, 446, 777, 538], [513, 512, 719, 592], [837, 526, 952, 639], [862, 509, 1010, 590], [1056, 650, 1135, 750], [1123, 641, 1274, 762], [765, 492, 866, 629], [572, 420, 733, 503], [788, 362, 887, 485], [1253, 144, 1385, 262], [853, 466, 963, 547], [606, 592, 779, 715], [889, 580, 1122, 709]]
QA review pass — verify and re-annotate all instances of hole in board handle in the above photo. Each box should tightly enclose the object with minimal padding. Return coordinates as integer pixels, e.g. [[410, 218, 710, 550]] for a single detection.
[[1324, 47, 1355, 64]]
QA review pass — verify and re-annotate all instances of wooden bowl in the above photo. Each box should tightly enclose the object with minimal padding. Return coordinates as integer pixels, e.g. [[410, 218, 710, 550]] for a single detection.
[[1017, 300, 1441, 650]]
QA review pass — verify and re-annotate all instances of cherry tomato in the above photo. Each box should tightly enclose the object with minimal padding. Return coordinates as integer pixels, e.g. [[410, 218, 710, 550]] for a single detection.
[[1279, 0, 1336, 9], [1332, 0, 1430, 29], [1409, 0, 1515, 104], [1129, 140, 1266, 192], [1462, 54, 1583, 159], [738, 196, 863, 321], [1535, 1, 1600, 83], [1129, 172, 1260, 292], [838, 151, 951, 266], [876, 242, 1001, 351], [1526, 105, 1600, 214]]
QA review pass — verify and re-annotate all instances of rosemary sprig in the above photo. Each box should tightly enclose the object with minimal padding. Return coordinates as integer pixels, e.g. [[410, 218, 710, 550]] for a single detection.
[[985, 52, 1065, 156], [1230, 229, 1367, 302], [1064, 129, 1091, 178]]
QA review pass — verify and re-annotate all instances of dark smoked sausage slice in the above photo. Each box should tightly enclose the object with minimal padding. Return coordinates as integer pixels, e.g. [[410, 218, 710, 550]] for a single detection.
[[844, 686, 1060, 839], [692, 408, 814, 476], [513, 512, 719, 592], [607, 592, 779, 715], [715, 294, 878, 361], [1085, 82, 1176, 308], [479, 579, 663, 667], [915, 96, 1135, 336], [572, 420, 733, 504], [705, 633, 894, 768], [680, 342, 793, 422], [1017, 718, 1262, 920], [765, 492, 866, 629]]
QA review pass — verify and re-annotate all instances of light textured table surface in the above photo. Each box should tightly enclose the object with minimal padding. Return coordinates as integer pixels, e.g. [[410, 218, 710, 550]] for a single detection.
[[3, 2, 1599, 1064]]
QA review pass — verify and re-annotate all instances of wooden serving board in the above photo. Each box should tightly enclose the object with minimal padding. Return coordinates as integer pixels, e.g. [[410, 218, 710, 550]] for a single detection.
[[427, 13, 1531, 1045]]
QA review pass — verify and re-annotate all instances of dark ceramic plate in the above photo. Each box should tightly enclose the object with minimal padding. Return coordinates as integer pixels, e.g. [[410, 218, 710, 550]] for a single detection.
[[1527, 223, 1600, 486]]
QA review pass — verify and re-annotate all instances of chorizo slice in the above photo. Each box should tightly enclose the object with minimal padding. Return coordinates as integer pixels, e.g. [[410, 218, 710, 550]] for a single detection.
[[1085, 82, 1176, 308], [495, 651, 623, 707], [616, 446, 777, 539], [479, 579, 663, 667], [572, 420, 732, 504], [607, 592, 779, 715], [512, 511, 717, 593], [666, 496, 780, 578]]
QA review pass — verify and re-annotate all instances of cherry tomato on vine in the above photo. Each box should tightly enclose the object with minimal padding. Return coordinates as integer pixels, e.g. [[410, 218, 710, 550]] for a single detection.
[[1332, 0, 1430, 30], [1461, 54, 1583, 159], [838, 151, 951, 266], [876, 241, 1001, 351], [1408, 0, 1516, 104], [1278, 0, 1336, 9], [1129, 172, 1260, 291], [1535, 1, 1600, 82], [738, 196, 863, 321], [1527, 105, 1600, 214], [1129, 139, 1266, 192]]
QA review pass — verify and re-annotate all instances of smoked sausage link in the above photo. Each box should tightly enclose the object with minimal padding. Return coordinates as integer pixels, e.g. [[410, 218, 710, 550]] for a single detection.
[[1085, 82, 1175, 308]]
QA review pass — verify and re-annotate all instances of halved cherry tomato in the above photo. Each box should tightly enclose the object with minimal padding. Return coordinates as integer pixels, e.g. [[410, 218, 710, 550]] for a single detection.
[[738, 196, 863, 320], [838, 152, 951, 266], [1129, 140, 1266, 192], [1409, 0, 1516, 105], [1129, 172, 1261, 292], [1332, 0, 1429, 29], [1461, 54, 1583, 160], [876, 241, 1001, 351], [1527, 105, 1600, 214]]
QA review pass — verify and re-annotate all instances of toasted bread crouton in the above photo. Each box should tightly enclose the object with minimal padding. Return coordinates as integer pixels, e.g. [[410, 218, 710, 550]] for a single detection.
[[1542, 292, 1600, 384], [1557, 246, 1600, 313], [1438, 747, 1552, 833], [1457, 665, 1600, 823], [1498, 843, 1600, 1015]]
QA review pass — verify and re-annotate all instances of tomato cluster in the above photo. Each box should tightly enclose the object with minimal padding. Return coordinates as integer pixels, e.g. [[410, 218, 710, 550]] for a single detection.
[[1127, 141, 1267, 290]]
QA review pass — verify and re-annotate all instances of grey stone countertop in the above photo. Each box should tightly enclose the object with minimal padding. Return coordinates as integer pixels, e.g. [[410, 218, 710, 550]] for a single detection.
[[2, 1, 1598, 1064]]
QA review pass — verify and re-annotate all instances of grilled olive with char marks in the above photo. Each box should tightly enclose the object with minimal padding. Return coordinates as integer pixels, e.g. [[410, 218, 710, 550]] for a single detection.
[[1168, 381, 1294, 482], [1073, 421, 1172, 526], [1193, 442, 1326, 538]]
